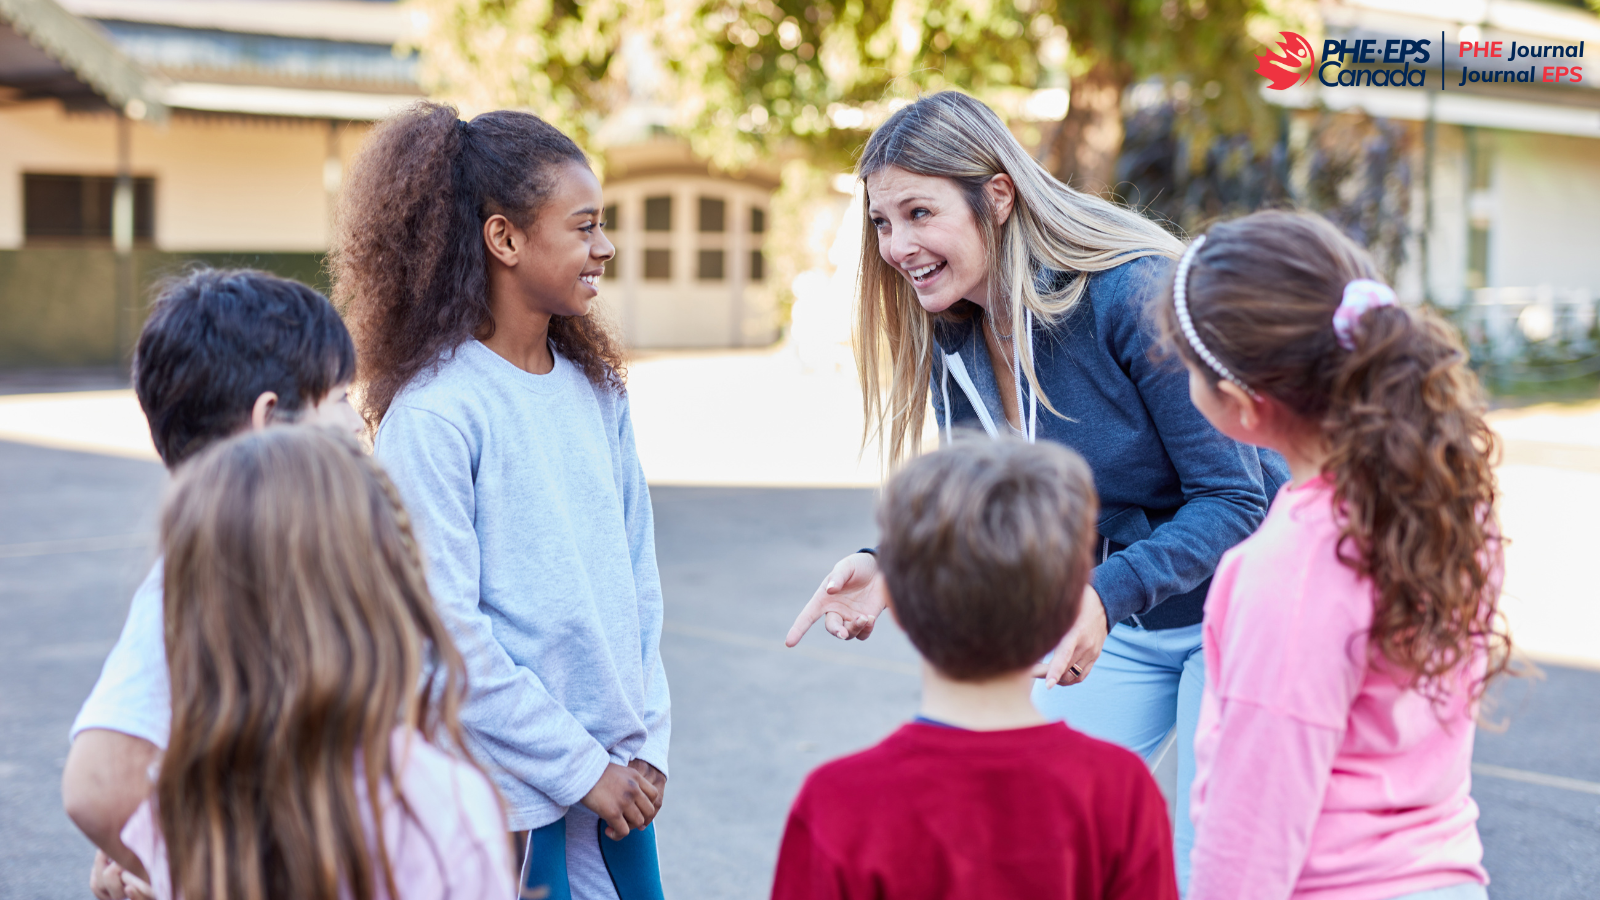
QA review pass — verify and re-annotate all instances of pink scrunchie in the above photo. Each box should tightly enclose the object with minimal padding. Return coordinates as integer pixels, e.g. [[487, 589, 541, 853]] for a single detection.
[[1332, 279, 1396, 350]]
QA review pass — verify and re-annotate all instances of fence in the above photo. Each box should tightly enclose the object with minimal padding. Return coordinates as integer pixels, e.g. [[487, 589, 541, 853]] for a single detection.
[[1446, 286, 1600, 390], [0, 249, 327, 367]]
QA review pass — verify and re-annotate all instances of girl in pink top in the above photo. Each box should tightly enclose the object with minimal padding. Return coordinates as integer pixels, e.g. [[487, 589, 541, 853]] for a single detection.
[[1150, 212, 1512, 900], [92, 426, 512, 900]]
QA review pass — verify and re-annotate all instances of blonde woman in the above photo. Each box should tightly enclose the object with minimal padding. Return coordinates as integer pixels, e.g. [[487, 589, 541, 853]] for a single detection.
[[785, 91, 1288, 888]]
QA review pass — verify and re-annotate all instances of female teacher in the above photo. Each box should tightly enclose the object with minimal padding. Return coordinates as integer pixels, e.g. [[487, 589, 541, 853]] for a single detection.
[[784, 91, 1287, 887]]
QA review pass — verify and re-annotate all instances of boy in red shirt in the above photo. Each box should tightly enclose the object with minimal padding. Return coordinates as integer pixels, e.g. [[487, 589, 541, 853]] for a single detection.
[[771, 438, 1178, 900]]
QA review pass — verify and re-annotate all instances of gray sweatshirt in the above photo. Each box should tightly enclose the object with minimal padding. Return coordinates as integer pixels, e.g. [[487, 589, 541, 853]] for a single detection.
[[375, 340, 669, 831]]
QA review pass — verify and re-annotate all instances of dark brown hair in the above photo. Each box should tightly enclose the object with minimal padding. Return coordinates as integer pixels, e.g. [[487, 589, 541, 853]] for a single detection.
[[157, 426, 491, 900], [1151, 210, 1510, 696], [877, 436, 1098, 680], [331, 101, 625, 427], [134, 269, 355, 467]]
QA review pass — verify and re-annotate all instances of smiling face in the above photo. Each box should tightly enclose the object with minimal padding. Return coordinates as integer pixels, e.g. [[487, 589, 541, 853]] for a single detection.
[[512, 160, 614, 318], [865, 166, 996, 314]]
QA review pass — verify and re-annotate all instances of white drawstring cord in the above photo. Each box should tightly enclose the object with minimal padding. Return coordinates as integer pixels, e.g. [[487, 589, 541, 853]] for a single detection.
[[1010, 308, 1037, 443], [939, 355, 953, 444]]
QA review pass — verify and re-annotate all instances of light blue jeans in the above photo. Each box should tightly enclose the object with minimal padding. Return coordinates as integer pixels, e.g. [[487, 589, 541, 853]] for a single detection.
[[1032, 621, 1204, 893], [1389, 885, 1487, 900]]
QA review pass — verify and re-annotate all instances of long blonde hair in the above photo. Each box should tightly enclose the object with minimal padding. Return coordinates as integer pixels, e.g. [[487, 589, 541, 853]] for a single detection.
[[855, 91, 1183, 464], [156, 426, 483, 900]]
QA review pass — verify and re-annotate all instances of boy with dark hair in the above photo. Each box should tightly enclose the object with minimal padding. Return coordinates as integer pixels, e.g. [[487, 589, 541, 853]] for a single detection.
[[771, 438, 1178, 900], [60, 269, 363, 894]]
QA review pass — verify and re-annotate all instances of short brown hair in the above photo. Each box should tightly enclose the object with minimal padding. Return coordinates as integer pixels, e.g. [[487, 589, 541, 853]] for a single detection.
[[877, 437, 1098, 681]]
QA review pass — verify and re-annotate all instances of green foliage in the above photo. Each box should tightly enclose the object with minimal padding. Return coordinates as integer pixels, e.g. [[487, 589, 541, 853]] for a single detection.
[[1060, 0, 1314, 159], [407, 0, 638, 150], [665, 0, 1050, 170]]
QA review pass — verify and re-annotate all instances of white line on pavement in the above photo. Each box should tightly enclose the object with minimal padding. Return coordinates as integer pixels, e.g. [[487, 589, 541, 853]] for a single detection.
[[663, 621, 919, 676], [0, 533, 154, 559], [1473, 762, 1600, 796]]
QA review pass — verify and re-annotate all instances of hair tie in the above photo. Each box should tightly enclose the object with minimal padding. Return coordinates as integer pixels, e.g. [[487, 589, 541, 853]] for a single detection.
[[1332, 280, 1396, 351], [1173, 236, 1259, 400]]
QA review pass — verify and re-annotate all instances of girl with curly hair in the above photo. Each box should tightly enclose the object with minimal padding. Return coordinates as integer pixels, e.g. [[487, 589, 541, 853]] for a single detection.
[[331, 102, 669, 900], [1156, 211, 1511, 900]]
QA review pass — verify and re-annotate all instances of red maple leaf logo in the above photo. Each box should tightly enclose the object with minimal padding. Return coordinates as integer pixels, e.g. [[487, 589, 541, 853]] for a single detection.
[[1255, 31, 1317, 90]]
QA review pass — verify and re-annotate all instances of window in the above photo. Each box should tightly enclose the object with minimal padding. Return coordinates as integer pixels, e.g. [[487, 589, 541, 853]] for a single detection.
[[644, 249, 672, 280], [697, 249, 725, 280], [602, 204, 620, 279], [645, 196, 672, 232], [698, 197, 725, 233], [751, 207, 766, 234], [24, 173, 155, 242], [750, 250, 765, 281]]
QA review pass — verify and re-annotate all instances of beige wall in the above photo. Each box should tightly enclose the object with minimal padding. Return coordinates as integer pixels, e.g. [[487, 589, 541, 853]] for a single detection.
[[0, 100, 371, 252], [1491, 130, 1600, 291], [1424, 123, 1470, 305]]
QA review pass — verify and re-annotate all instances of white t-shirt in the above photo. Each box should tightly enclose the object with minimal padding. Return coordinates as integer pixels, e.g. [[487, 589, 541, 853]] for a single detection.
[[121, 729, 513, 900], [71, 560, 171, 748]]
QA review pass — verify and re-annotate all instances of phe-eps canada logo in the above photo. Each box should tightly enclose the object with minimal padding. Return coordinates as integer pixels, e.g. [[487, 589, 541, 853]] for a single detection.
[[1255, 32, 1318, 89], [1255, 30, 1587, 90], [1256, 31, 1429, 89]]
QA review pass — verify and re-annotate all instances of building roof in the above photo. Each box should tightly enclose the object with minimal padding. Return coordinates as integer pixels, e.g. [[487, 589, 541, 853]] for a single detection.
[[97, 19, 417, 90], [57, 0, 421, 44], [4, 0, 423, 120], [0, 0, 168, 119]]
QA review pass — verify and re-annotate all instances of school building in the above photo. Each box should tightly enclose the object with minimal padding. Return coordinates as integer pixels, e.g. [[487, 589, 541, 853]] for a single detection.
[[1275, 0, 1600, 357], [0, 0, 777, 367]]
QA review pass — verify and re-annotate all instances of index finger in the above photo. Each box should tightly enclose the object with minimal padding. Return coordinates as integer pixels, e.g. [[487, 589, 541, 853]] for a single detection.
[[785, 592, 826, 647]]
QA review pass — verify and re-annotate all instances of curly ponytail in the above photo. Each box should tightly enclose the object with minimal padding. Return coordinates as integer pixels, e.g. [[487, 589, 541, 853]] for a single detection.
[[331, 101, 625, 428], [1152, 211, 1511, 698]]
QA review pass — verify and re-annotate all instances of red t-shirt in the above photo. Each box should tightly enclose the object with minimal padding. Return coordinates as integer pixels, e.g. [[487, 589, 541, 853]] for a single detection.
[[771, 721, 1177, 900]]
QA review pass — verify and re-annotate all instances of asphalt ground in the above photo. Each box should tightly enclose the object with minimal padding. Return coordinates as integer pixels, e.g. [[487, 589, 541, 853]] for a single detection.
[[0, 438, 1596, 898]]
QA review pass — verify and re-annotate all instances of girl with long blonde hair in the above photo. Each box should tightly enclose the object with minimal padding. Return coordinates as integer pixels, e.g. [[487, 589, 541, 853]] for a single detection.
[[114, 426, 512, 900], [785, 91, 1287, 887]]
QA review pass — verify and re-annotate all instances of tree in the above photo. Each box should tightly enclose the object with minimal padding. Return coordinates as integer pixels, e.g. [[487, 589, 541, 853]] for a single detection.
[[1042, 0, 1286, 195], [411, 0, 1057, 171]]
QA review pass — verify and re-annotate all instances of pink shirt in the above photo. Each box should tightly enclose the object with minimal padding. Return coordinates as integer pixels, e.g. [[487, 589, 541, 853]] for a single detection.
[[1188, 476, 1490, 900], [121, 730, 513, 900]]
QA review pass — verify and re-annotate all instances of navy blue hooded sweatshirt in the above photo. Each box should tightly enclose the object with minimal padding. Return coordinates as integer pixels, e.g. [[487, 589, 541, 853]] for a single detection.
[[928, 255, 1290, 630]]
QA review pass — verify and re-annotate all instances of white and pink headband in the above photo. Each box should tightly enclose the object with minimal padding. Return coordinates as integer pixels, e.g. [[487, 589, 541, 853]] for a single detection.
[[1173, 236, 1397, 396]]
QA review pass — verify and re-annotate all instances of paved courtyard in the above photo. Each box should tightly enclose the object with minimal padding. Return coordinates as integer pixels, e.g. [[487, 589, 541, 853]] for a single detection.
[[1, 352, 1597, 897]]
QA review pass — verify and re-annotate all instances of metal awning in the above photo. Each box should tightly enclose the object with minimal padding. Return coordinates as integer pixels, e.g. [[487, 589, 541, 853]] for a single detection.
[[0, 0, 167, 121]]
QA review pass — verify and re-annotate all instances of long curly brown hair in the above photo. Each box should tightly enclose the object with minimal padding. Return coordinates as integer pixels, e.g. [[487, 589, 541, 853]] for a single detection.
[[1152, 211, 1511, 698], [331, 101, 625, 427]]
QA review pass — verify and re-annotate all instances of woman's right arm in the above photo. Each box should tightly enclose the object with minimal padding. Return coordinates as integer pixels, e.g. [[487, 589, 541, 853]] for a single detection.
[[785, 552, 888, 646], [788, 348, 952, 646]]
